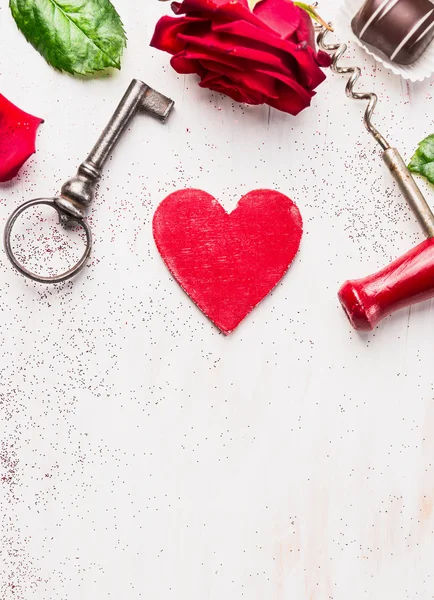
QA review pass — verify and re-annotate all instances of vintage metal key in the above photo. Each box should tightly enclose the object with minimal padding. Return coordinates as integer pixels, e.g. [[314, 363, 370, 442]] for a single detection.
[[4, 79, 174, 284]]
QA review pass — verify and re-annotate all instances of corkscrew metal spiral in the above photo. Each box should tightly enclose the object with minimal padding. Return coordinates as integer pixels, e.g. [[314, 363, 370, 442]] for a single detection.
[[315, 24, 434, 329], [316, 24, 434, 238], [316, 26, 390, 151]]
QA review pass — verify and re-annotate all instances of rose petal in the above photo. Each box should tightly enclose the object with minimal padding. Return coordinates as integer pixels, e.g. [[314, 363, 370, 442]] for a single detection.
[[179, 30, 328, 92], [289, 44, 327, 89], [171, 0, 216, 15], [171, 47, 277, 102], [212, 19, 288, 48], [213, 1, 276, 32], [171, 40, 325, 106], [257, 66, 313, 106], [176, 41, 302, 99], [198, 58, 279, 98], [294, 6, 315, 47], [171, 52, 206, 75], [0, 94, 43, 183], [173, 0, 249, 12], [150, 15, 206, 54], [173, 47, 245, 71], [202, 22, 328, 90], [266, 84, 313, 115], [178, 31, 297, 77], [201, 74, 265, 104], [252, 0, 301, 39], [316, 50, 332, 68]]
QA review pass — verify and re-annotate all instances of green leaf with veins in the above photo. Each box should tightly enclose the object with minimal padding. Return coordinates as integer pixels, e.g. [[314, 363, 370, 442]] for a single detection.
[[10, 0, 126, 75], [408, 134, 434, 183]]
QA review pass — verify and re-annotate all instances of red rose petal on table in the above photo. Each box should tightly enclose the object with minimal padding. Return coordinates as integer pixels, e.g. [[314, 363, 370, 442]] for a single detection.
[[153, 189, 303, 334], [0, 94, 43, 183]]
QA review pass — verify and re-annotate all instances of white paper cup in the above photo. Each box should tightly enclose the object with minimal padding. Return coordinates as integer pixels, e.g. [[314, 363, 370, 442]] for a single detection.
[[335, 0, 434, 81]]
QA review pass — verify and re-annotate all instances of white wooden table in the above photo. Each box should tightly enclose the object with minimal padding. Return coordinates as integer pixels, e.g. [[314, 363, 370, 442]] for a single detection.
[[1, 1, 434, 598]]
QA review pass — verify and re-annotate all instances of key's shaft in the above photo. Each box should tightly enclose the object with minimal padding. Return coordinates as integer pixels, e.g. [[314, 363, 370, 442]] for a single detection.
[[56, 79, 174, 219], [87, 79, 148, 171]]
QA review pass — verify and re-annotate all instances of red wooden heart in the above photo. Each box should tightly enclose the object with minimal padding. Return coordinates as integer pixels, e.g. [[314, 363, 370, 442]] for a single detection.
[[152, 189, 303, 334]]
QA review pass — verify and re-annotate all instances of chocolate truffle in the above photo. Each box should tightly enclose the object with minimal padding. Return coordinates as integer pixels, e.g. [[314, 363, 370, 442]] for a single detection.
[[352, 0, 434, 65]]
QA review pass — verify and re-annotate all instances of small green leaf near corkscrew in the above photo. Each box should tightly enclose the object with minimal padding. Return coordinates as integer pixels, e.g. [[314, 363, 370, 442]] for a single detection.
[[408, 134, 434, 185], [9, 0, 126, 76]]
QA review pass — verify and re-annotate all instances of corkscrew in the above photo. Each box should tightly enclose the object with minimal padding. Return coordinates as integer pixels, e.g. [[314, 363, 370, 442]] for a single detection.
[[318, 26, 434, 331]]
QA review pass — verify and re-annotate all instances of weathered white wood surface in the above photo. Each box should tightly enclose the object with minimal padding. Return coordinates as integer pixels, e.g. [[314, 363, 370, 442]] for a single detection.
[[1, 1, 434, 598]]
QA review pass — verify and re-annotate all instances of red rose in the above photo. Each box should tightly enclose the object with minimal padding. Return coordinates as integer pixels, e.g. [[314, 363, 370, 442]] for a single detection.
[[150, 0, 331, 116]]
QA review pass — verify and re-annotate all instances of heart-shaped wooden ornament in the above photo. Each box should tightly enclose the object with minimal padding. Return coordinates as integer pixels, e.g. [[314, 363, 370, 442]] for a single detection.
[[152, 189, 303, 334]]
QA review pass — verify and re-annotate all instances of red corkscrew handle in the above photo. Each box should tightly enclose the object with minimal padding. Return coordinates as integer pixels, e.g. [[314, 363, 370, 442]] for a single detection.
[[339, 238, 434, 330]]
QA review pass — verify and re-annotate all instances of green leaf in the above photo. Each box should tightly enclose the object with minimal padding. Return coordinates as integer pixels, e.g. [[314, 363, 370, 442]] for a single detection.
[[10, 0, 126, 75], [408, 134, 434, 183], [408, 152, 426, 174], [416, 134, 434, 161], [421, 161, 434, 183]]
